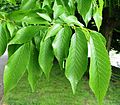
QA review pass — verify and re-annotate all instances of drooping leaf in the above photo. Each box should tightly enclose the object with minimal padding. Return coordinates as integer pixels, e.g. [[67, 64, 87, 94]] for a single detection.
[[45, 23, 62, 40], [10, 26, 42, 44], [89, 31, 111, 105], [0, 23, 7, 56], [4, 43, 30, 94], [52, 26, 72, 69], [93, 0, 104, 30], [27, 42, 42, 92], [65, 28, 88, 94], [77, 0, 92, 25], [34, 27, 48, 51], [37, 12, 52, 22], [39, 38, 54, 79]]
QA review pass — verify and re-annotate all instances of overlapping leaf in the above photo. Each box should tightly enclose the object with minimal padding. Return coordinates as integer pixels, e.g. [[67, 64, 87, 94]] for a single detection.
[[39, 38, 54, 79], [10, 26, 42, 44], [4, 43, 30, 94], [89, 31, 111, 105], [45, 23, 62, 40], [27, 43, 42, 92], [65, 28, 88, 94], [52, 26, 72, 69]]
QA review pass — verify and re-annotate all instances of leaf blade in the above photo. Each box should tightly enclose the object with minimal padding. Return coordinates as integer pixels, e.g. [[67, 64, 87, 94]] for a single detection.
[[65, 28, 88, 94], [89, 31, 111, 104], [4, 43, 30, 94]]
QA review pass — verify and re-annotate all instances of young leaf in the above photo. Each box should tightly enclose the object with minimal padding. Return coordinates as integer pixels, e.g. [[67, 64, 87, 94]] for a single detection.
[[37, 12, 52, 22], [0, 23, 7, 56], [65, 28, 88, 94], [10, 26, 41, 44], [45, 24, 62, 40], [27, 42, 42, 92], [4, 43, 30, 94], [52, 26, 72, 69], [39, 38, 54, 79], [89, 31, 111, 105]]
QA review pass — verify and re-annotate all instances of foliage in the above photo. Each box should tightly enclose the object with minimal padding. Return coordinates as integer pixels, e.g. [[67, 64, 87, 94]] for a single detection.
[[0, 0, 112, 105]]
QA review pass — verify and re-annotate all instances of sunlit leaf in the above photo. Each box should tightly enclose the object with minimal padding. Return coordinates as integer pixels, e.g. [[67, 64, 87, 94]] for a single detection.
[[65, 28, 88, 94], [89, 31, 111, 105], [52, 26, 72, 69]]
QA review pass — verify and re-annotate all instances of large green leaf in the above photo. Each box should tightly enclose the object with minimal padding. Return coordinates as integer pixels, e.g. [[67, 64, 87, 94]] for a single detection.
[[39, 38, 54, 79], [52, 26, 72, 69], [45, 23, 62, 40], [10, 26, 42, 44], [27, 42, 42, 92], [4, 43, 30, 94], [77, 0, 92, 25], [0, 23, 7, 56], [65, 28, 88, 94], [89, 31, 111, 105]]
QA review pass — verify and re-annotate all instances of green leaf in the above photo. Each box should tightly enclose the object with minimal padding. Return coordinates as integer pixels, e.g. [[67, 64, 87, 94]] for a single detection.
[[27, 42, 42, 92], [37, 12, 52, 22], [45, 23, 62, 40], [52, 26, 72, 69], [77, 0, 92, 25], [4, 43, 30, 94], [61, 15, 84, 27], [10, 26, 42, 44], [39, 38, 54, 79], [0, 23, 7, 56], [7, 22, 16, 37], [53, 5, 65, 19], [89, 31, 111, 105], [8, 44, 21, 58], [93, 0, 104, 30], [21, 0, 37, 10], [65, 28, 88, 94], [7, 0, 16, 5], [22, 16, 50, 25]]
